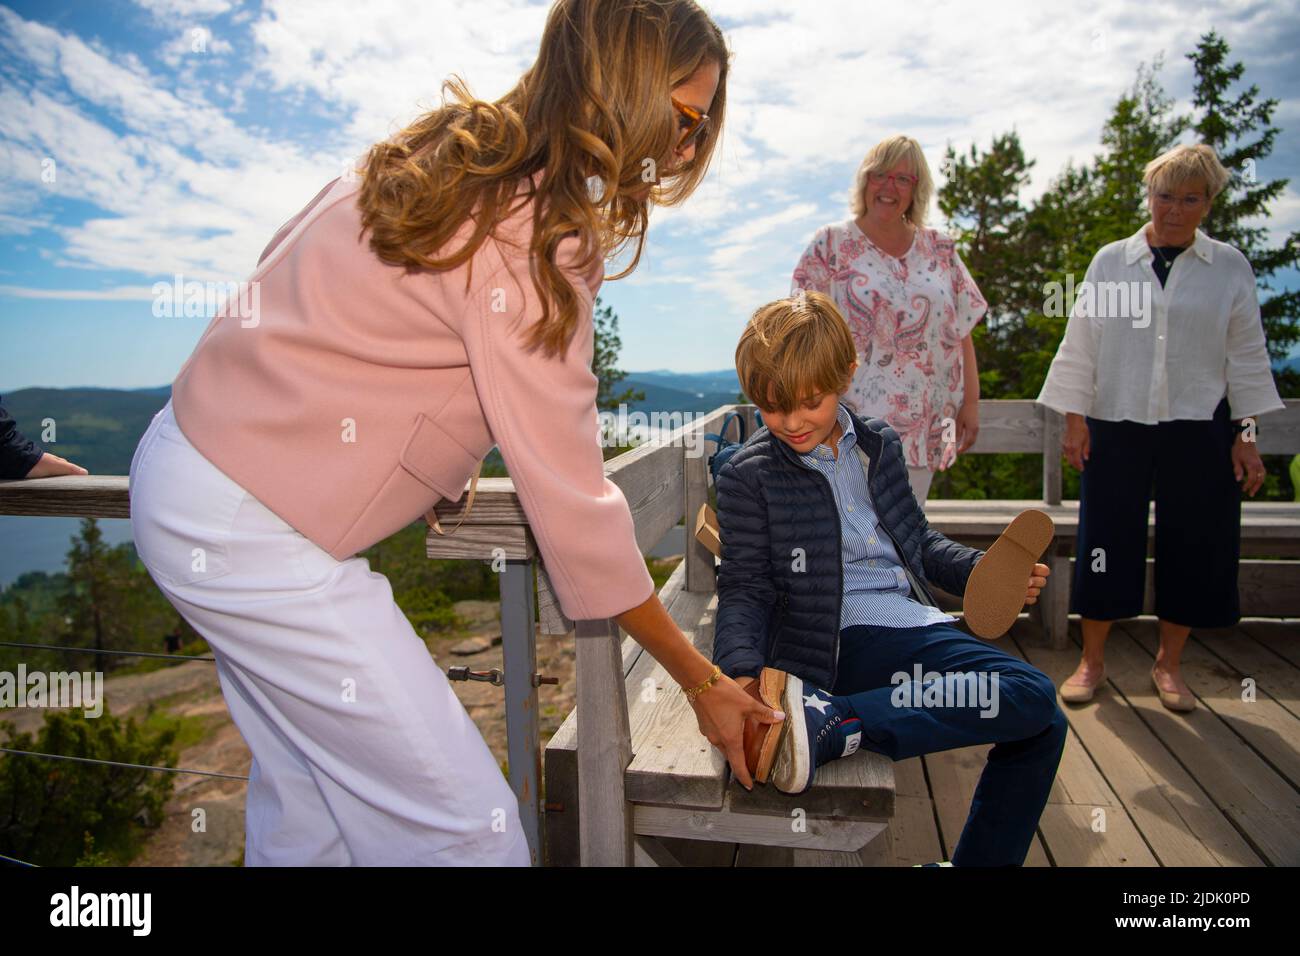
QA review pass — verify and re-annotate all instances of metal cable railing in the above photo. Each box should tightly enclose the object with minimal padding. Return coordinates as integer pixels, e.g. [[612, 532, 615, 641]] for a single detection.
[[0, 747, 249, 781], [1, 638, 243, 865], [0, 640, 228, 775], [0, 640, 216, 662]]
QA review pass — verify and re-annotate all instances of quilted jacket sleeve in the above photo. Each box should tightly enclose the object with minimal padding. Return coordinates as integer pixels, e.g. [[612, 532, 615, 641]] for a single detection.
[[712, 457, 777, 681], [919, 517, 984, 597]]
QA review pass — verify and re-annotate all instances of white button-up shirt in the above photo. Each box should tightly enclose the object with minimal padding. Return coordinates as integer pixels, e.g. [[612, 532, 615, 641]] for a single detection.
[[1036, 224, 1284, 423]]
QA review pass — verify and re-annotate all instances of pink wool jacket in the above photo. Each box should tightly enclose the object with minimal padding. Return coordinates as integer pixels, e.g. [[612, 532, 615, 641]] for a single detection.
[[169, 169, 654, 622]]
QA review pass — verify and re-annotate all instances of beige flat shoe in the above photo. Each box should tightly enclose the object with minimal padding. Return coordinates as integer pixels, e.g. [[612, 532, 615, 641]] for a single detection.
[[1151, 668, 1196, 712], [1060, 666, 1106, 703]]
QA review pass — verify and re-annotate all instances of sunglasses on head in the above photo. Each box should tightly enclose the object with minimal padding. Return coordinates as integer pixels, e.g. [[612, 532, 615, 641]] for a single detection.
[[671, 95, 709, 150]]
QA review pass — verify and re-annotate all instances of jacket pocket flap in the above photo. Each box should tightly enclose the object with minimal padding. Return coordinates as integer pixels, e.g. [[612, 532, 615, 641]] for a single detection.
[[398, 412, 479, 501]]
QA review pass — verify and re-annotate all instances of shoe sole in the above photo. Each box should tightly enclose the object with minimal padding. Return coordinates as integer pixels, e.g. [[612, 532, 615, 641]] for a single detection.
[[963, 509, 1055, 639], [770, 673, 811, 794], [752, 667, 787, 784]]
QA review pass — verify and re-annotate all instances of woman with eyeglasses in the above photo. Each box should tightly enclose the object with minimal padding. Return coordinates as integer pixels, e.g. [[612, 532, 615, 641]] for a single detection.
[[791, 134, 988, 504], [129, 0, 779, 866], [1038, 143, 1284, 711]]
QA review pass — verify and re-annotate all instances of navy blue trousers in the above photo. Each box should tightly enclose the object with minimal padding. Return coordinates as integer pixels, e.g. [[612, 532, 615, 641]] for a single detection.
[[830, 622, 1068, 866], [1073, 398, 1241, 627]]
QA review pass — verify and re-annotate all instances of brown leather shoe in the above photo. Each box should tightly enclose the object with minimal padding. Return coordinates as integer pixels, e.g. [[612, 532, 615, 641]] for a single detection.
[[963, 509, 1055, 639], [742, 667, 788, 784]]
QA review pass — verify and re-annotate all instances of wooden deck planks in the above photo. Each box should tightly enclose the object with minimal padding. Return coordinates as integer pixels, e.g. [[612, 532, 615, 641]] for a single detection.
[[1102, 621, 1300, 865], [1014, 621, 1265, 866]]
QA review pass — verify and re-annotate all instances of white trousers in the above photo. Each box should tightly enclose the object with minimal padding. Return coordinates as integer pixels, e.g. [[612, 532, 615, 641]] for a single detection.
[[128, 399, 529, 866], [906, 465, 934, 505]]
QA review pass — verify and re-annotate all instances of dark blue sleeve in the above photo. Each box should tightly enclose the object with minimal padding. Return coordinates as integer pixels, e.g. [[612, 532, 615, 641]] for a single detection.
[[0, 396, 45, 479], [920, 521, 985, 596], [711, 458, 777, 681]]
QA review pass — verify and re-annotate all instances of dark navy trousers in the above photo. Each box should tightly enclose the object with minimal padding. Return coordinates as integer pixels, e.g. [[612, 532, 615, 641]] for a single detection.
[[1072, 397, 1241, 627], [830, 621, 1068, 866]]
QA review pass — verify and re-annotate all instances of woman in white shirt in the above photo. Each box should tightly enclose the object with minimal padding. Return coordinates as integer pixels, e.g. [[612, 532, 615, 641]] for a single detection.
[[1037, 143, 1284, 712], [791, 134, 988, 504]]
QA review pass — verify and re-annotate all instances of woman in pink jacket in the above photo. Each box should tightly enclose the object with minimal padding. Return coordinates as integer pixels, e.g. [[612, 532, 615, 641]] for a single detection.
[[128, 0, 777, 866]]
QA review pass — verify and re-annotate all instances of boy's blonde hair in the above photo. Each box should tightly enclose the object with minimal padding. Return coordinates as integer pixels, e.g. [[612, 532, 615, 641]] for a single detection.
[[736, 289, 857, 415]]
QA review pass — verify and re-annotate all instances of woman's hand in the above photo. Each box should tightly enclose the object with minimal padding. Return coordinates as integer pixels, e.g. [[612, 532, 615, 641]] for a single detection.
[[688, 673, 783, 790], [1063, 413, 1090, 471], [1231, 434, 1267, 497], [1024, 562, 1050, 605], [613, 596, 782, 789], [955, 401, 980, 456]]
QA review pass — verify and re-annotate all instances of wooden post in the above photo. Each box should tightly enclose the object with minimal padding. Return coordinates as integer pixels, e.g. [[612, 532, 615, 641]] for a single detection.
[[1040, 406, 1068, 647], [1041, 407, 1063, 506], [1044, 546, 1071, 649], [575, 615, 634, 865], [500, 557, 542, 864], [685, 430, 717, 594]]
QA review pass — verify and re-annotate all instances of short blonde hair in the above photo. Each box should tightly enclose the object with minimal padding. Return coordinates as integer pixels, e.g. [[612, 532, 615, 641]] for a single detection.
[[1143, 143, 1231, 201], [736, 289, 857, 415], [850, 134, 933, 226]]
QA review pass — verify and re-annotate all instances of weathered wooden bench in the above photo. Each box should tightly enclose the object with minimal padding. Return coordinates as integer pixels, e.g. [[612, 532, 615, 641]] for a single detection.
[[530, 404, 895, 866], [543, 556, 894, 866]]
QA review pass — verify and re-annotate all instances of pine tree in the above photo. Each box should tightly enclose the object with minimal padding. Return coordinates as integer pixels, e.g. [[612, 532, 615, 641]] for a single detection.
[[593, 295, 646, 412], [939, 131, 1037, 397], [1091, 57, 1189, 248], [1187, 30, 1299, 394], [59, 519, 140, 672]]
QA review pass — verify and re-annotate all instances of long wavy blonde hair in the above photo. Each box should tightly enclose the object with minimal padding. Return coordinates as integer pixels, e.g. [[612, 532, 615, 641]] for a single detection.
[[356, 0, 730, 359]]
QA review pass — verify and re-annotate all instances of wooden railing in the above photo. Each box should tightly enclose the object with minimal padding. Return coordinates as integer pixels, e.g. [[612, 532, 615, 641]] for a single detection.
[[3, 398, 1297, 867]]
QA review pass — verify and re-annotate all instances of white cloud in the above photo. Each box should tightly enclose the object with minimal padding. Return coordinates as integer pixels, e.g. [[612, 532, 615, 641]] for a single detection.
[[0, 284, 156, 300], [133, 0, 238, 21], [0, 0, 1296, 370], [158, 27, 234, 69]]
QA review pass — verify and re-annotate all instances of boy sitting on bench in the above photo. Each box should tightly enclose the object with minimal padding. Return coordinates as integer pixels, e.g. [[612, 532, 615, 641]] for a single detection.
[[711, 289, 1066, 867]]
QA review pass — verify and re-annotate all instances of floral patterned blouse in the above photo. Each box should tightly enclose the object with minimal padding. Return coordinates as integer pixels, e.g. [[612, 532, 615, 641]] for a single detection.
[[791, 220, 988, 471]]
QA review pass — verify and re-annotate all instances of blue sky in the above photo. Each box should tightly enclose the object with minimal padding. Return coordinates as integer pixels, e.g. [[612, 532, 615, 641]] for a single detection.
[[2, 0, 1298, 392]]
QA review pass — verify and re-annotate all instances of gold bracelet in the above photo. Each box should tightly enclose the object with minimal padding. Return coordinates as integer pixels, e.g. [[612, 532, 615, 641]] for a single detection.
[[683, 665, 722, 703]]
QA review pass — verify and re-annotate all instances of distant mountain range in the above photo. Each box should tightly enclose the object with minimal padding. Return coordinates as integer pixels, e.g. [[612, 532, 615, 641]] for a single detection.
[[609, 369, 742, 414], [1, 386, 180, 477], [9, 355, 1298, 476], [0, 371, 744, 476]]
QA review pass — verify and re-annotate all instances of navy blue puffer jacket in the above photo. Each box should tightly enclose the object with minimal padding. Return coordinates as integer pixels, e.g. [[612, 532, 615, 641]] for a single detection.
[[712, 403, 985, 691]]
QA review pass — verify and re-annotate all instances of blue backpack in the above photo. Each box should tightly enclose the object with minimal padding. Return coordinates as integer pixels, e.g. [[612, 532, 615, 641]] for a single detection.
[[705, 409, 763, 485]]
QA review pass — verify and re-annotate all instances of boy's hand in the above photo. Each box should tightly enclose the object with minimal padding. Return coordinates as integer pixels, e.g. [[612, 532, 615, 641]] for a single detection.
[[1024, 562, 1050, 605]]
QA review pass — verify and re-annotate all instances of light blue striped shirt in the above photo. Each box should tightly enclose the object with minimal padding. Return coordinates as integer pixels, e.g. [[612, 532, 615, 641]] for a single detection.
[[798, 403, 956, 630]]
